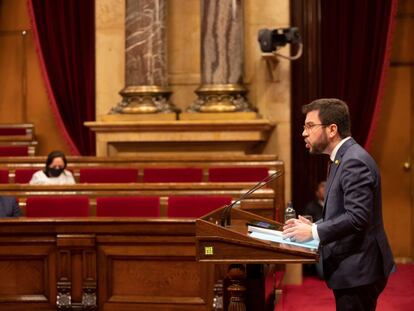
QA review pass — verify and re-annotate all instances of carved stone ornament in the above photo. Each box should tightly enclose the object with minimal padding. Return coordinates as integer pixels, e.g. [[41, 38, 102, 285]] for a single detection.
[[212, 279, 224, 310], [188, 84, 254, 113], [82, 288, 97, 310], [227, 280, 247, 311], [111, 85, 179, 114], [56, 287, 71, 309]]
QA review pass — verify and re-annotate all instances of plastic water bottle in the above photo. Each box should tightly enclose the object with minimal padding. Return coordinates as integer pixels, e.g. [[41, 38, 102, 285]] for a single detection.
[[284, 202, 296, 223]]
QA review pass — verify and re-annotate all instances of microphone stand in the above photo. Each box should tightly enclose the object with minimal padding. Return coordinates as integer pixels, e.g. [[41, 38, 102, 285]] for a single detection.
[[220, 170, 283, 227]]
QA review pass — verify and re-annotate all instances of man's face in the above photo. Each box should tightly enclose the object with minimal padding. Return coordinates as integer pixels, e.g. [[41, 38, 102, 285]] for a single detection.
[[302, 110, 329, 154], [316, 181, 326, 201]]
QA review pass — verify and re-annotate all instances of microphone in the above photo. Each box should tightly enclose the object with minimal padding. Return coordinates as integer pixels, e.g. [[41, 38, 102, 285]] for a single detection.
[[220, 170, 283, 227]]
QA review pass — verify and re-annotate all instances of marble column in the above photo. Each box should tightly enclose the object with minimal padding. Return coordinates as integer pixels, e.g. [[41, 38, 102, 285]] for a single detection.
[[112, 0, 177, 114], [188, 0, 253, 112]]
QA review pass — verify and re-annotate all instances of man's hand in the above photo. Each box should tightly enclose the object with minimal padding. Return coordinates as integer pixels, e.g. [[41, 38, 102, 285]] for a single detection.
[[282, 217, 313, 242], [298, 215, 313, 225]]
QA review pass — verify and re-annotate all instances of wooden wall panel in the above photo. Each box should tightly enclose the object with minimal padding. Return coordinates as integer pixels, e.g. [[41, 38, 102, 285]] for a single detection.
[[0, 0, 71, 155], [0, 244, 56, 310], [0, 34, 24, 122], [370, 0, 414, 259], [371, 67, 412, 257], [98, 237, 213, 310], [0, 220, 217, 310], [111, 260, 203, 299]]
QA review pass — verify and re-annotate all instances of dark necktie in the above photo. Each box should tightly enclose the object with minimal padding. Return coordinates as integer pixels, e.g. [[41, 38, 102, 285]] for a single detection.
[[327, 159, 333, 179], [322, 160, 333, 220]]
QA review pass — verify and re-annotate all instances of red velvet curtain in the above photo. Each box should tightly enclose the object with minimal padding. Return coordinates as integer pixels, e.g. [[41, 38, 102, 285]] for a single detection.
[[28, 0, 95, 155], [320, 0, 398, 149], [291, 0, 398, 214]]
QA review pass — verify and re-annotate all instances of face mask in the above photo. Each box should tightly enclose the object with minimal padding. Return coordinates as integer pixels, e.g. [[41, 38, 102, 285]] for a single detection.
[[48, 167, 64, 177]]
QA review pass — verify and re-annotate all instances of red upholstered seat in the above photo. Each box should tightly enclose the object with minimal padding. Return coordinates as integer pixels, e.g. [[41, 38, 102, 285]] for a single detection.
[[96, 196, 160, 217], [167, 196, 232, 218], [25, 196, 90, 217], [79, 168, 138, 183], [0, 169, 8, 183], [0, 146, 29, 156], [15, 168, 39, 183], [143, 168, 203, 183], [208, 167, 269, 182]]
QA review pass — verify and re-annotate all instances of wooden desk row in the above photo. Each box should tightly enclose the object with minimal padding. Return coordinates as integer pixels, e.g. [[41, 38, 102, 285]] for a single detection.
[[0, 218, 212, 311], [0, 124, 37, 155], [0, 123, 34, 141], [0, 154, 284, 184], [1, 183, 276, 219], [0, 154, 285, 220], [0, 154, 280, 166], [0, 154, 284, 182]]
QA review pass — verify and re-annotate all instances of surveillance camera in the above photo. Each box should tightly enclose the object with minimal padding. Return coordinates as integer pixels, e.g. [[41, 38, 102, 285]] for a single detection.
[[258, 27, 302, 53]]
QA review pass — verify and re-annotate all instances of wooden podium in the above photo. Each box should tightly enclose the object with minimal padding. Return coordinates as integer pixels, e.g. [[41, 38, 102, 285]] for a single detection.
[[196, 207, 318, 263], [196, 207, 318, 311]]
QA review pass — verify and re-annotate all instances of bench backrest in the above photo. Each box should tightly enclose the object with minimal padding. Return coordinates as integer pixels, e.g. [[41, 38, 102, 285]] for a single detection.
[[4, 183, 274, 219]]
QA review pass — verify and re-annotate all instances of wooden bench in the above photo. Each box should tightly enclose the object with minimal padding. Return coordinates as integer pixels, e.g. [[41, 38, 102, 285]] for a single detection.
[[1, 183, 275, 218], [0, 154, 285, 220], [0, 142, 37, 156], [0, 124, 37, 156], [0, 123, 35, 142], [0, 154, 281, 170]]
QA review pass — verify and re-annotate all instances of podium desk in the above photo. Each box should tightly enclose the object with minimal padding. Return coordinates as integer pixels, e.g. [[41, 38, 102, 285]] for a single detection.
[[195, 207, 318, 310], [196, 207, 318, 263]]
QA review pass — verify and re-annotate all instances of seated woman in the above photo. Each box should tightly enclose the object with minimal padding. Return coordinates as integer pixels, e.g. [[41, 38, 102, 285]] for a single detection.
[[29, 150, 75, 185]]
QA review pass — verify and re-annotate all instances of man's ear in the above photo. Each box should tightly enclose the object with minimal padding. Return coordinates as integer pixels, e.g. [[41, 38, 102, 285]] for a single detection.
[[327, 124, 338, 138]]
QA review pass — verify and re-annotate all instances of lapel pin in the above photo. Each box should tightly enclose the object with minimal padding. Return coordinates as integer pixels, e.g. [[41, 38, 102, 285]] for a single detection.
[[335, 159, 340, 165]]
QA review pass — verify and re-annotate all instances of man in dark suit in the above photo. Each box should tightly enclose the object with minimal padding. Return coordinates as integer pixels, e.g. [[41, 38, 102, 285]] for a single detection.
[[0, 196, 21, 217], [304, 180, 326, 222], [283, 98, 394, 311]]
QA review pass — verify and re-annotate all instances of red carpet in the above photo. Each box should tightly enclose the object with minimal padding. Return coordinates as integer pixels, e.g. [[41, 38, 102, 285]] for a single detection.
[[276, 264, 414, 311]]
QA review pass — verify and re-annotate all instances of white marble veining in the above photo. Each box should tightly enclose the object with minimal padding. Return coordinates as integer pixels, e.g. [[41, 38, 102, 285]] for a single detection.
[[201, 0, 244, 84], [125, 0, 167, 86]]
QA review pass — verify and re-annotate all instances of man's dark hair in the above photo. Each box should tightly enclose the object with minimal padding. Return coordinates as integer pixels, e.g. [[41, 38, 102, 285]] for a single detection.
[[44, 150, 68, 170], [302, 98, 351, 138]]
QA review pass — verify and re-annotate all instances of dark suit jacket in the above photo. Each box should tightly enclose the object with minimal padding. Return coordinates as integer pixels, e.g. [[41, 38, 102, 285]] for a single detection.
[[317, 138, 394, 289], [0, 196, 21, 217]]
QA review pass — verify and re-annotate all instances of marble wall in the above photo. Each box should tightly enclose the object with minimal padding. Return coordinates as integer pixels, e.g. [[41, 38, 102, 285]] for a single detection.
[[125, 0, 168, 86], [96, 0, 126, 117], [95, 0, 292, 200], [200, 0, 244, 85]]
